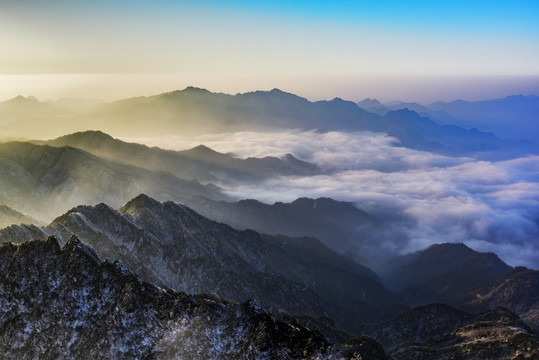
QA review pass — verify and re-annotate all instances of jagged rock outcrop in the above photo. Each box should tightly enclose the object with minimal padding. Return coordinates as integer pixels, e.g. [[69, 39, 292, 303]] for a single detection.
[[0, 236, 388, 359]]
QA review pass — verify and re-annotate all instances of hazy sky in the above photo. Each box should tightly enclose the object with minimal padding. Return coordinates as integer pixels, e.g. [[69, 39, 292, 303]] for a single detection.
[[1, 0, 538, 102]]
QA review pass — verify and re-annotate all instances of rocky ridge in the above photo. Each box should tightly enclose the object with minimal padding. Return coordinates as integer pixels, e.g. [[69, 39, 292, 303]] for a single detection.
[[0, 236, 389, 359], [0, 194, 407, 336]]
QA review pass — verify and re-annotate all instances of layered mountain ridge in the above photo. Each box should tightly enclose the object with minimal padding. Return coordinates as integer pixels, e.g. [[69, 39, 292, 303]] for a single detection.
[[39, 130, 318, 183], [2, 88, 536, 158], [0, 141, 224, 222], [0, 194, 407, 335]]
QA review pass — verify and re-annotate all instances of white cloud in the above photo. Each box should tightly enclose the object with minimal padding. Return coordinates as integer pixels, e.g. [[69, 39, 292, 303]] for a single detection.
[[125, 131, 539, 268]]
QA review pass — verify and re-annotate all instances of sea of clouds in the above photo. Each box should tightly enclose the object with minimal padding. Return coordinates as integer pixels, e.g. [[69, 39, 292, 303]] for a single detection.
[[127, 130, 539, 268]]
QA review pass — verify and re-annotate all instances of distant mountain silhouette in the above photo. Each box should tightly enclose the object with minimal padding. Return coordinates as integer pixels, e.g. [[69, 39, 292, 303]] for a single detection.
[[2, 88, 535, 157], [427, 95, 539, 140], [380, 243, 512, 306], [363, 95, 539, 142]]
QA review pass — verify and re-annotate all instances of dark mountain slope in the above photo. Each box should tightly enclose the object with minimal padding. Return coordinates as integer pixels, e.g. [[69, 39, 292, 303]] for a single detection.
[[381, 243, 512, 306], [42, 130, 317, 183], [0, 195, 407, 334], [0, 141, 224, 221], [359, 303, 474, 349], [457, 266, 539, 336], [389, 307, 538, 360], [0, 236, 388, 359], [358, 303, 538, 359], [185, 196, 377, 258]]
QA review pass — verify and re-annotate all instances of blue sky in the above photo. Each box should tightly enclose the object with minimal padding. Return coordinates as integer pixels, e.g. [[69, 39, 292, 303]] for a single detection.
[[0, 0, 538, 101]]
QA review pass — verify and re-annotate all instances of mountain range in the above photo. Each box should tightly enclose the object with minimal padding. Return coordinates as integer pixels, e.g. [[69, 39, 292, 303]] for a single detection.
[[0, 141, 224, 222], [1, 88, 538, 358], [37, 130, 318, 184], [0, 194, 408, 336], [1, 89, 536, 158], [358, 94, 539, 142], [2, 212, 538, 359], [0, 130, 321, 222], [0, 205, 39, 229]]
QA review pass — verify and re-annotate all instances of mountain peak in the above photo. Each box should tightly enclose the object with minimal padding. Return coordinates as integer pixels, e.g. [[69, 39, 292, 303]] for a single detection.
[[182, 86, 211, 93], [120, 193, 163, 215], [4, 95, 39, 104], [64, 235, 102, 266], [53, 130, 115, 143], [187, 144, 220, 155], [358, 98, 382, 106]]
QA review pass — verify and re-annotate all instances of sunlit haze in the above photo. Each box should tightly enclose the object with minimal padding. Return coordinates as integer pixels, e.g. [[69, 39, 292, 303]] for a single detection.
[[1, 0, 538, 102]]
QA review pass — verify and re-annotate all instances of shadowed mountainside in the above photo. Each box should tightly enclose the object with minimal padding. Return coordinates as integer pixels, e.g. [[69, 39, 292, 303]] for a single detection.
[[0, 141, 224, 222], [39, 130, 318, 183], [0, 236, 392, 359], [184, 196, 386, 263], [0, 194, 408, 335], [457, 266, 539, 336], [380, 243, 512, 306]]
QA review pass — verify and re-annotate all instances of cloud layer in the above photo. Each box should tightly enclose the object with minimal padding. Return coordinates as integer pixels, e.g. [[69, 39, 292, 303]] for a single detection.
[[128, 131, 539, 269]]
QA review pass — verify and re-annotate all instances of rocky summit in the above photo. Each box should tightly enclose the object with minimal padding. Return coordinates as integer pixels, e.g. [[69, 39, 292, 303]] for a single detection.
[[0, 236, 391, 360]]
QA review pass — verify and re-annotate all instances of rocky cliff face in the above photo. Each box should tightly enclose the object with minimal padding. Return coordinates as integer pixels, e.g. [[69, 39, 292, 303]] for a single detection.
[[0, 236, 388, 359]]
